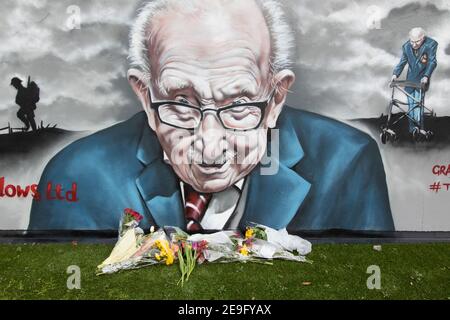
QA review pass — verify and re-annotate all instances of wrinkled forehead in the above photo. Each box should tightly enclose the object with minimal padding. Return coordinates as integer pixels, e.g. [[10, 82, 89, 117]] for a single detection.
[[146, 1, 272, 81]]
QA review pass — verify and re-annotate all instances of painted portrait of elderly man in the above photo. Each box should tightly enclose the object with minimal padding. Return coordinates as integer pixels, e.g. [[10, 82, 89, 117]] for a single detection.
[[29, 0, 394, 232]]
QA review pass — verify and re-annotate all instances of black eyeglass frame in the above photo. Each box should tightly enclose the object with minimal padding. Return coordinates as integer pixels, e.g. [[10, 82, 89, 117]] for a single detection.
[[148, 88, 276, 131]]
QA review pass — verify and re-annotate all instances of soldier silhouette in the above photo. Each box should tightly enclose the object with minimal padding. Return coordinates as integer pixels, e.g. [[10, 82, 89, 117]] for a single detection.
[[10, 76, 40, 132]]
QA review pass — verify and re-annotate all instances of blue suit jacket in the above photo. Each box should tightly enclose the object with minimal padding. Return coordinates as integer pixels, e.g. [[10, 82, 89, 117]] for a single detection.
[[28, 107, 394, 231], [393, 37, 438, 92]]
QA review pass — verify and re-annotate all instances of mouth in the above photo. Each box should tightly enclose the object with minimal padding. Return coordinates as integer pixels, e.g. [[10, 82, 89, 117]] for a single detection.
[[198, 162, 225, 168], [189, 150, 236, 174], [193, 160, 231, 175]]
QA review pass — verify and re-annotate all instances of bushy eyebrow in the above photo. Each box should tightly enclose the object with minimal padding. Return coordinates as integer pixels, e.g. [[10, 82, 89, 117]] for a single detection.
[[157, 74, 260, 106], [157, 76, 193, 97], [237, 87, 258, 98], [220, 84, 259, 102]]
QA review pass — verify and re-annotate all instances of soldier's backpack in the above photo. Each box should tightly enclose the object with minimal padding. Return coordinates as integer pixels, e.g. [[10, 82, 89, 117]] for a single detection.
[[27, 76, 40, 109]]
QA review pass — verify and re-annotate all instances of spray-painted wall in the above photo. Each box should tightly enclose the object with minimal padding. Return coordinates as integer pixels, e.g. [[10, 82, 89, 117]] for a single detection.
[[1, 0, 450, 231]]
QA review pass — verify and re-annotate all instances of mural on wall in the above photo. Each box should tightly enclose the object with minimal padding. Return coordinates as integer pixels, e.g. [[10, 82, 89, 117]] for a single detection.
[[1, 0, 449, 232]]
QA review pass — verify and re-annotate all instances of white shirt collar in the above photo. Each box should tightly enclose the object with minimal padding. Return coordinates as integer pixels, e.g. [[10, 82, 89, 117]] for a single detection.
[[165, 151, 246, 230]]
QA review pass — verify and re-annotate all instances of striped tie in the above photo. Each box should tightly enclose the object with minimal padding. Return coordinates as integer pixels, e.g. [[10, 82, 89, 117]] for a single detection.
[[183, 184, 212, 233]]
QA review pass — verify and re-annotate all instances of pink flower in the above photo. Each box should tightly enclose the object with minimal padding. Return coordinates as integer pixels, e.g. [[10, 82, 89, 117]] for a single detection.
[[171, 243, 180, 254], [192, 240, 208, 252]]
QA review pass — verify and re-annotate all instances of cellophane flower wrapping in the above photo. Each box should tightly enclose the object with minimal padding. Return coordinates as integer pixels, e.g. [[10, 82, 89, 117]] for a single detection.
[[97, 210, 312, 280]]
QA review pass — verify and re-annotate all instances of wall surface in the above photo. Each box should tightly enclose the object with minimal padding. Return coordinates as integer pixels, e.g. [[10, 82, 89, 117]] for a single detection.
[[1, 0, 450, 231]]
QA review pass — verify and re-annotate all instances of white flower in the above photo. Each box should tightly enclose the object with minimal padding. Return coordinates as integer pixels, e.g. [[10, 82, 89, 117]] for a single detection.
[[259, 226, 312, 256]]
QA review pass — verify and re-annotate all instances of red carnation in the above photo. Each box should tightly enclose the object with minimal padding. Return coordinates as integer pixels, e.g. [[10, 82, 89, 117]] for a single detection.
[[124, 208, 143, 222]]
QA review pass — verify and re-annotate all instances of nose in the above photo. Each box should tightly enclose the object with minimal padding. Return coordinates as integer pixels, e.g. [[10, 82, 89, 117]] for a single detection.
[[196, 112, 227, 164]]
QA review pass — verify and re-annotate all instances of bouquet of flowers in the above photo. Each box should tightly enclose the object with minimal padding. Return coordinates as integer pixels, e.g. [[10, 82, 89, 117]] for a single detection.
[[97, 209, 312, 286]]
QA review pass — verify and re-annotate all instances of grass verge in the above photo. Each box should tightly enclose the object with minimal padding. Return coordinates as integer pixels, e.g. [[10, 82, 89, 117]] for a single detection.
[[0, 243, 449, 299]]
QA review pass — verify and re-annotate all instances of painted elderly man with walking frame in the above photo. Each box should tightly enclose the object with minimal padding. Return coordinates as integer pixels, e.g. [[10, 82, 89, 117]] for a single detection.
[[392, 27, 438, 136]]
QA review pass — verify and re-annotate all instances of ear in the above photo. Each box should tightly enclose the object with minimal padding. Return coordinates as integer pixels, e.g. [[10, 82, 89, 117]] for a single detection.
[[265, 69, 295, 128], [128, 68, 157, 131]]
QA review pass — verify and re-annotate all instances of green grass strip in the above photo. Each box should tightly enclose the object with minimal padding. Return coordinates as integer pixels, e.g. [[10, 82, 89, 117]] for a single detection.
[[0, 243, 448, 300]]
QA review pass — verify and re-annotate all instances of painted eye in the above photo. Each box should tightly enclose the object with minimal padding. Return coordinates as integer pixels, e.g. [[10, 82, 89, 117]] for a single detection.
[[233, 98, 247, 105], [176, 97, 190, 104]]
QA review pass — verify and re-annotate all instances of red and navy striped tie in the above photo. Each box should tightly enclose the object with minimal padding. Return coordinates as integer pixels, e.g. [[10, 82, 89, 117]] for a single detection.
[[184, 184, 212, 233]]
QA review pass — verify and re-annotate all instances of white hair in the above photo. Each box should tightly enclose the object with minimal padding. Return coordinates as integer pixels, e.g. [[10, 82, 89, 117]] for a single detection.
[[409, 27, 426, 40], [128, 0, 294, 83]]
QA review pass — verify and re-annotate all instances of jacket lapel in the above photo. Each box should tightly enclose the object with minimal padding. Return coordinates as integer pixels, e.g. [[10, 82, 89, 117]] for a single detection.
[[406, 43, 419, 66], [135, 125, 185, 228], [239, 115, 311, 230], [413, 38, 427, 66]]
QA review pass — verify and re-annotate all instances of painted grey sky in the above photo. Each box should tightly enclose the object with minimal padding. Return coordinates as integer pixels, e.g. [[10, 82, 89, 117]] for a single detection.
[[1, 0, 450, 131]]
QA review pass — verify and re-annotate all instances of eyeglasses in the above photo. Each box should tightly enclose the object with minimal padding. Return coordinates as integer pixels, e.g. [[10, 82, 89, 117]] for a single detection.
[[148, 88, 276, 131]]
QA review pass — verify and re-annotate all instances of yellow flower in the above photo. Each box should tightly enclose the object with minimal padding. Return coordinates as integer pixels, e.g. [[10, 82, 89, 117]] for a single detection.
[[165, 254, 174, 265], [154, 239, 174, 265], [245, 228, 254, 239], [240, 244, 249, 256]]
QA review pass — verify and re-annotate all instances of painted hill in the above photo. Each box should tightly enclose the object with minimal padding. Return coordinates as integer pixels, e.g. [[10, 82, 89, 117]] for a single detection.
[[350, 115, 450, 147], [0, 127, 86, 154]]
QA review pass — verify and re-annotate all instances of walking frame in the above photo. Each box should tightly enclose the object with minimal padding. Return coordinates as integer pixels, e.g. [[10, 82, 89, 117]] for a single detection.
[[380, 80, 435, 143]]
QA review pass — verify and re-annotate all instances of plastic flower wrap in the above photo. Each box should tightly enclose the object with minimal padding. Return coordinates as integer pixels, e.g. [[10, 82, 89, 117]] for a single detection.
[[97, 209, 144, 272], [98, 209, 312, 284], [97, 210, 173, 274], [119, 208, 144, 238]]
